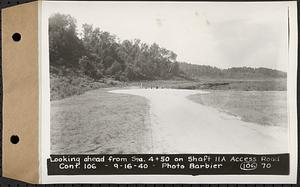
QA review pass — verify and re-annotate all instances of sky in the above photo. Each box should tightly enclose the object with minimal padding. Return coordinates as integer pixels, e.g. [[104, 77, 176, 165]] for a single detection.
[[44, 1, 290, 71]]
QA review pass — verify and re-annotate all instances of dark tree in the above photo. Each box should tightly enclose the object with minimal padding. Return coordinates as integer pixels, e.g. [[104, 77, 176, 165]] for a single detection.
[[49, 13, 84, 70]]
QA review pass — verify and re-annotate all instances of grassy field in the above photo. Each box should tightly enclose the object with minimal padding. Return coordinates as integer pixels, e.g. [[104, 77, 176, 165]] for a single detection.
[[51, 87, 287, 154], [51, 73, 287, 101], [51, 88, 152, 154], [188, 90, 287, 127], [51, 76, 287, 154]]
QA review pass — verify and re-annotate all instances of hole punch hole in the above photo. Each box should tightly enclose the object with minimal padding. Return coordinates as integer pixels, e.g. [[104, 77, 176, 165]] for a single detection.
[[12, 33, 21, 42], [10, 135, 19, 144]]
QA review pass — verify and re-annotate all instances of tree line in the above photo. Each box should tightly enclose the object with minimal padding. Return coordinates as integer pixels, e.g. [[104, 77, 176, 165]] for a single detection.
[[179, 63, 287, 79], [49, 13, 286, 82], [49, 13, 182, 81]]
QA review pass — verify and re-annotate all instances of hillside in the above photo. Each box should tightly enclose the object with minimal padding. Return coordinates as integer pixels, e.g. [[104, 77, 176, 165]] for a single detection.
[[179, 63, 287, 80]]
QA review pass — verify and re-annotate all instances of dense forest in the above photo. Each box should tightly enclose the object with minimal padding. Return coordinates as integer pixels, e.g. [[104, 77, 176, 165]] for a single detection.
[[50, 13, 182, 82], [49, 13, 286, 82]]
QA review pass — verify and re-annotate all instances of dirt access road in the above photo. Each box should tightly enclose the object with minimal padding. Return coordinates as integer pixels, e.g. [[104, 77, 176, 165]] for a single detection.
[[110, 88, 288, 154]]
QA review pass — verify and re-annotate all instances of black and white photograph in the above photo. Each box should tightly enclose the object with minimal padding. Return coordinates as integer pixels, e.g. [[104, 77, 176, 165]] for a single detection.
[[40, 1, 298, 183]]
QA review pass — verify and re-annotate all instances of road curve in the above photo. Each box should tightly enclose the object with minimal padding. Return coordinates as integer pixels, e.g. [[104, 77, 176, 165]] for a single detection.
[[110, 88, 288, 154]]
